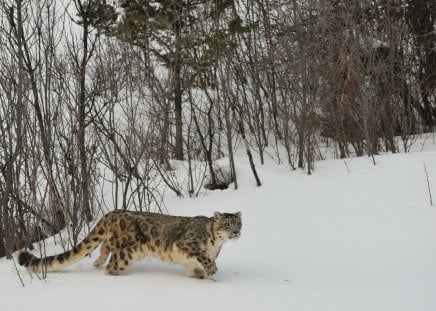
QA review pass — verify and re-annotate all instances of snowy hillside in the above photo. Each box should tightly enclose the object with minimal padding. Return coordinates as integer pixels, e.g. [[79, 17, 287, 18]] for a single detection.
[[1, 143, 436, 311]]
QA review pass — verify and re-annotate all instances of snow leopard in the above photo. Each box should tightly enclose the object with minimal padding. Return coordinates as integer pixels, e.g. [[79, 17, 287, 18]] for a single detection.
[[18, 210, 242, 278]]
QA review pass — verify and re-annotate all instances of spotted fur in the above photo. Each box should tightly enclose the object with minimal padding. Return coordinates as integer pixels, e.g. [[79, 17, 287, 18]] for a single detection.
[[18, 210, 242, 278]]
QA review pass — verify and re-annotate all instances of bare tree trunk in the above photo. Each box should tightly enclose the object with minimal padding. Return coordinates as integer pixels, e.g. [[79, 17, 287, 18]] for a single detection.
[[174, 62, 184, 160], [76, 1, 92, 222], [16, 0, 67, 233], [0, 0, 25, 259], [173, 13, 184, 160], [224, 101, 237, 189], [235, 107, 261, 187]]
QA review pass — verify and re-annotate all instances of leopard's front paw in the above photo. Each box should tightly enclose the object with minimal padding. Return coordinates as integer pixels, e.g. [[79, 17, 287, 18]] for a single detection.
[[206, 263, 217, 276], [187, 268, 206, 279]]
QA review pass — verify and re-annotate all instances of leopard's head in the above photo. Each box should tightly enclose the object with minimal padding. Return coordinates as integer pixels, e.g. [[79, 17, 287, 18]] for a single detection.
[[213, 211, 242, 240]]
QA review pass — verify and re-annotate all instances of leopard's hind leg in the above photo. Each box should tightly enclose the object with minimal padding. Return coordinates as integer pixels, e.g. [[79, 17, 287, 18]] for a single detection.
[[105, 244, 144, 275], [93, 240, 110, 267]]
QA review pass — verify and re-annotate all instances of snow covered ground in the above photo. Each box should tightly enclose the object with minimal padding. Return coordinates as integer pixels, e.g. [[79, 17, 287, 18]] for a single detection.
[[1, 141, 436, 311]]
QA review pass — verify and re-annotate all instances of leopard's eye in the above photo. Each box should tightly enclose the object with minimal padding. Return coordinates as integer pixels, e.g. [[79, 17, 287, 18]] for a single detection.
[[221, 223, 230, 229]]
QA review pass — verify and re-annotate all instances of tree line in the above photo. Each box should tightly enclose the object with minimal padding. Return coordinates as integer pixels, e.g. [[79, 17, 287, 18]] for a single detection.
[[0, 0, 434, 258]]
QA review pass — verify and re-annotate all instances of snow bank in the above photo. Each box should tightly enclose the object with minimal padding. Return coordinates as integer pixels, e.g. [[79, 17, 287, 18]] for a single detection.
[[1, 146, 436, 311]]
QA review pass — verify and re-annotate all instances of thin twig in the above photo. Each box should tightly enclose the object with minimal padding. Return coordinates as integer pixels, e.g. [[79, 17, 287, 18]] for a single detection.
[[343, 160, 350, 173], [423, 162, 433, 206], [12, 258, 25, 287]]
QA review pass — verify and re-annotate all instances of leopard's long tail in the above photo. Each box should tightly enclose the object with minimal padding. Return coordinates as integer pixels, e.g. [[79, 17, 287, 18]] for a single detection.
[[18, 219, 107, 273]]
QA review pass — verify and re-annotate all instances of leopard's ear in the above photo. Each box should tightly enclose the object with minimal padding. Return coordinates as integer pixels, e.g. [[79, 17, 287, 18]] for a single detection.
[[235, 211, 241, 218], [213, 211, 223, 218]]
